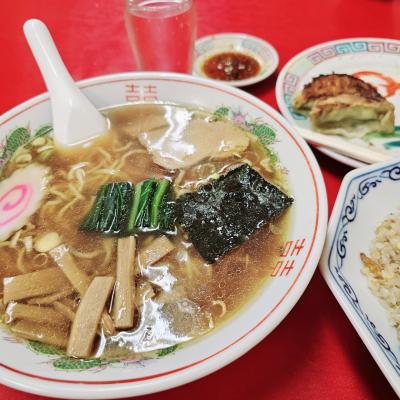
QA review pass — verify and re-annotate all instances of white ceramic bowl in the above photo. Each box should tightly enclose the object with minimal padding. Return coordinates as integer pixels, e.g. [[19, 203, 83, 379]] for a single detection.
[[0, 72, 327, 399], [320, 159, 400, 396], [193, 33, 279, 87]]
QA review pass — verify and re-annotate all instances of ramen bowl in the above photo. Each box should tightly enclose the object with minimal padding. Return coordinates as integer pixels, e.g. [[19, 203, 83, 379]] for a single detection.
[[0, 72, 327, 399]]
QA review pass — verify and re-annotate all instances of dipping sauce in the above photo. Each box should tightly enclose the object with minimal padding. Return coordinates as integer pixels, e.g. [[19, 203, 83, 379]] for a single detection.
[[202, 52, 261, 81]]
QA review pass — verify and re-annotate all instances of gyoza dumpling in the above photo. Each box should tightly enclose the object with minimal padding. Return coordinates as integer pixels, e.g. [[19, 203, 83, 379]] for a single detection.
[[292, 74, 395, 138]]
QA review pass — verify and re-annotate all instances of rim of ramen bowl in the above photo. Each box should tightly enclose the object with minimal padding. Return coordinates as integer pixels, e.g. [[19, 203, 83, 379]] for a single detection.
[[0, 72, 328, 399]]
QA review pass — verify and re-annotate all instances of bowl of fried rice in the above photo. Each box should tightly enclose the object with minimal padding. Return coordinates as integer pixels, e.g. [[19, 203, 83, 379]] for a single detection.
[[321, 159, 400, 397]]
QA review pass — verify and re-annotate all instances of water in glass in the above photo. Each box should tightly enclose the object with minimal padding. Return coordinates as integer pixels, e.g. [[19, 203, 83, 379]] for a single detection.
[[125, 0, 196, 73]]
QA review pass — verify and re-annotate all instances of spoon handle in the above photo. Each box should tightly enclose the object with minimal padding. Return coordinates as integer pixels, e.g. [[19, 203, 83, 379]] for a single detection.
[[23, 19, 74, 90], [23, 19, 107, 146]]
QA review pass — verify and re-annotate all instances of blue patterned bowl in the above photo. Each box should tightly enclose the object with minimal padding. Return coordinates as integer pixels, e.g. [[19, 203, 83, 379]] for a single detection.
[[321, 159, 400, 396]]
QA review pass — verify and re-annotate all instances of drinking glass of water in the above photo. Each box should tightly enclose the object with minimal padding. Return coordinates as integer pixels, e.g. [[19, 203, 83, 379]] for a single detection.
[[125, 0, 196, 73]]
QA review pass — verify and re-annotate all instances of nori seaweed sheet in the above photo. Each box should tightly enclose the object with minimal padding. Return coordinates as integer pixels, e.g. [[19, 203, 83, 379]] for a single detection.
[[175, 164, 293, 263]]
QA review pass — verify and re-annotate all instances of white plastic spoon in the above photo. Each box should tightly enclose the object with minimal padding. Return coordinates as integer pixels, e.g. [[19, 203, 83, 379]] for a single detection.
[[23, 19, 107, 147]]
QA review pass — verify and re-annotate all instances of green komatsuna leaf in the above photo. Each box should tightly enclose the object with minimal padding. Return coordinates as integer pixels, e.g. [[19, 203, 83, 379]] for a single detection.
[[1, 127, 30, 159], [213, 106, 230, 119], [27, 340, 65, 356], [157, 344, 178, 357], [53, 357, 105, 370], [34, 125, 53, 138]]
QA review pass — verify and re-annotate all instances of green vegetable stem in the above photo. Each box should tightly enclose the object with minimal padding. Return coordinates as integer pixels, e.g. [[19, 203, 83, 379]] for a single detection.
[[127, 178, 156, 232], [150, 179, 171, 228]]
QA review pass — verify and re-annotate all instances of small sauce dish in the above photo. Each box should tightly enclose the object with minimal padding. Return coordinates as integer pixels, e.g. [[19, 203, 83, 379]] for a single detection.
[[193, 33, 279, 87]]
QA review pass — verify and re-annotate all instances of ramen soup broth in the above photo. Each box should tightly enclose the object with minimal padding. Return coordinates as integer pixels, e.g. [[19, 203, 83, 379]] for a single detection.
[[0, 104, 291, 359]]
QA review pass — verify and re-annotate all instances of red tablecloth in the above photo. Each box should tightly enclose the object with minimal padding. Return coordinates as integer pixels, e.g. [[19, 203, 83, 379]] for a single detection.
[[1, 1, 400, 399]]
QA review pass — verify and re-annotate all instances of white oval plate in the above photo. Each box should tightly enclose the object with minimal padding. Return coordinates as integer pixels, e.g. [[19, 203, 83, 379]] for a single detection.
[[320, 159, 400, 397], [0, 72, 327, 399], [193, 33, 279, 87], [276, 37, 400, 168]]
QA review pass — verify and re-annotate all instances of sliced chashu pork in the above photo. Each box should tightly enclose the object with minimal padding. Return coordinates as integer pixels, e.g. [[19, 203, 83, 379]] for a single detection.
[[138, 118, 249, 170]]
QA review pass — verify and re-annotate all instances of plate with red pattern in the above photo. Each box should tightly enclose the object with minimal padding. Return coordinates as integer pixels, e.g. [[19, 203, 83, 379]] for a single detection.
[[276, 37, 400, 168]]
